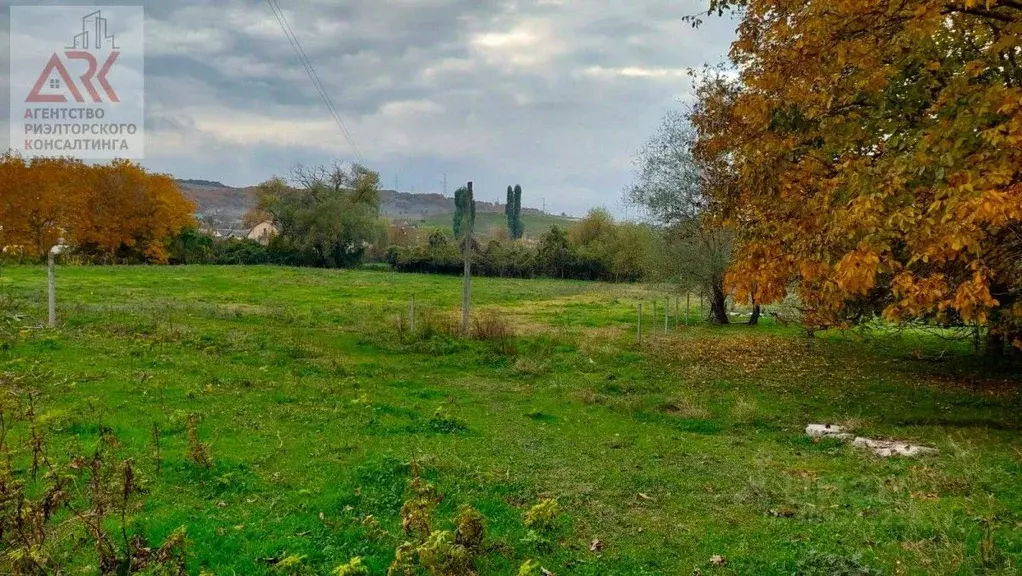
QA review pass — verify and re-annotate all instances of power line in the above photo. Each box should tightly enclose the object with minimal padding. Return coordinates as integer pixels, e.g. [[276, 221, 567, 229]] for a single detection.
[[265, 0, 364, 164], [267, 0, 361, 162]]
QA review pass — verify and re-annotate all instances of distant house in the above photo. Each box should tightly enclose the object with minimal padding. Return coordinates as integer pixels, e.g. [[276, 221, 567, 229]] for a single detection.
[[198, 224, 222, 238], [216, 228, 251, 240], [247, 221, 278, 245]]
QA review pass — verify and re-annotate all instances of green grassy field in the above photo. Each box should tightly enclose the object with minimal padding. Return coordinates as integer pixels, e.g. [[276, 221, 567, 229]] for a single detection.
[[1, 265, 1020, 575], [419, 211, 578, 237]]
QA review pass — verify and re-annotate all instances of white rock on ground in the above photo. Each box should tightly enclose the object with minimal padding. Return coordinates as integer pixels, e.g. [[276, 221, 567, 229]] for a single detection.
[[851, 437, 939, 457], [805, 424, 937, 457], [805, 423, 854, 440]]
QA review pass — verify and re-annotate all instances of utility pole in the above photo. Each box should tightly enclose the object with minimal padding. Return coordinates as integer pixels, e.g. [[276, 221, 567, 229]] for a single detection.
[[443, 173, 448, 197], [461, 181, 475, 334]]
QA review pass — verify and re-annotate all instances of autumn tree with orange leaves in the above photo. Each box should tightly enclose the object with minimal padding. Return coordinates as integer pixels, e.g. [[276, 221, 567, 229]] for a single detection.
[[0, 154, 195, 263], [691, 0, 1022, 355]]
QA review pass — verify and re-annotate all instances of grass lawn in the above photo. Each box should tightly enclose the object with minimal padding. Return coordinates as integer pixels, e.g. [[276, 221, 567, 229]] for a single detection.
[[1, 265, 1020, 575]]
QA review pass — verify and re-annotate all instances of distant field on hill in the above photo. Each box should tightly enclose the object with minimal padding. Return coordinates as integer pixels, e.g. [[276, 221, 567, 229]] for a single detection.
[[420, 211, 579, 237]]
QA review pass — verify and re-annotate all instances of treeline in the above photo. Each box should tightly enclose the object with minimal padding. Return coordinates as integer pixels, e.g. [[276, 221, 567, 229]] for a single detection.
[[0, 154, 195, 262], [171, 163, 387, 267], [167, 204, 669, 284], [385, 209, 661, 282]]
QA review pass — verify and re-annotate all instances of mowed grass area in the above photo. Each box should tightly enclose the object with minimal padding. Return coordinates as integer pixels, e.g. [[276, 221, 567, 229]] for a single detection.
[[1, 265, 1020, 575]]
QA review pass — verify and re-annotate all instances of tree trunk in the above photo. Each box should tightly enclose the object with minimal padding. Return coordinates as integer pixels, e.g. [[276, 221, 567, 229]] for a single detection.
[[985, 330, 1005, 358], [748, 304, 761, 326], [710, 279, 730, 325], [461, 238, 471, 335], [748, 282, 761, 326]]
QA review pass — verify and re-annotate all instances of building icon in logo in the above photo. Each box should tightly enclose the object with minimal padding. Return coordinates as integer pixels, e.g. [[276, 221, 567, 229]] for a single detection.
[[27, 9, 123, 104], [66, 10, 118, 50]]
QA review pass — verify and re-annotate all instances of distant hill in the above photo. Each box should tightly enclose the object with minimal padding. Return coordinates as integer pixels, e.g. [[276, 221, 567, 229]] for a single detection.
[[177, 179, 230, 188], [176, 180, 257, 227], [176, 180, 576, 235]]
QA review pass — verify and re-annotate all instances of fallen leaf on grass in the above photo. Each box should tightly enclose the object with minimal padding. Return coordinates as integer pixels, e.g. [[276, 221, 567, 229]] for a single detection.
[[541, 568, 555, 576], [589, 538, 603, 552], [710, 555, 727, 566], [637, 492, 653, 501]]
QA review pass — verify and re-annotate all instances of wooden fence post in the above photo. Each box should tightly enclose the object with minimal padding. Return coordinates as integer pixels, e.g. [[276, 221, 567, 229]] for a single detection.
[[460, 182, 474, 335], [47, 250, 56, 328], [410, 295, 416, 333], [637, 303, 642, 345]]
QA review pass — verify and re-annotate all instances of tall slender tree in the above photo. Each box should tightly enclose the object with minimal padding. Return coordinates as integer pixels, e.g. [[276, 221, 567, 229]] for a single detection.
[[453, 187, 466, 239], [505, 185, 515, 237], [512, 185, 524, 239]]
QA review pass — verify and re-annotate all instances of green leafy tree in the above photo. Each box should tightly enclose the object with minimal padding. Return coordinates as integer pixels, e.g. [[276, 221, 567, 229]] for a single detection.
[[537, 225, 571, 278], [627, 110, 735, 324], [255, 163, 385, 268]]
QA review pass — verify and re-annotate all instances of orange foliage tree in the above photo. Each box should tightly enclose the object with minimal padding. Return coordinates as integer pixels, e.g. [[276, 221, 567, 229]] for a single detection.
[[0, 154, 195, 262], [691, 0, 1022, 354]]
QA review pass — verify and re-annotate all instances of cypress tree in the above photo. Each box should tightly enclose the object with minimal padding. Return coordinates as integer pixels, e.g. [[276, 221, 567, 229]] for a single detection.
[[506, 185, 514, 236], [513, 185, 524, 239], [453, 187, 465, 239]]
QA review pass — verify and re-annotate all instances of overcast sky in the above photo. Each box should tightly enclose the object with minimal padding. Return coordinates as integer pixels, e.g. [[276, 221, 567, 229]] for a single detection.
[[1, 0, 736, 216]]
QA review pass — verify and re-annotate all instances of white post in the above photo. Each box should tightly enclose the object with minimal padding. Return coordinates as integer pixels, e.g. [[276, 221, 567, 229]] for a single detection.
[[47, 252, 55, 328], [47, 241, 64, 329]]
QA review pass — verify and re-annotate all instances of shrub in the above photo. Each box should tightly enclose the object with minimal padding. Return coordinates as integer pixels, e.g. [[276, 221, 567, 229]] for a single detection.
[[523, 498, 559, 531], [454, 505, 486, 552], [427, 407, 468, 434], [417, 530, 475, 576], [389, 464, 485, 576], [332, 557, 370, 576], [0, 386, 189, 574], [518, 559, 542, 576], [186, 413, 213, 469], [471, 310, 516, 355]]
